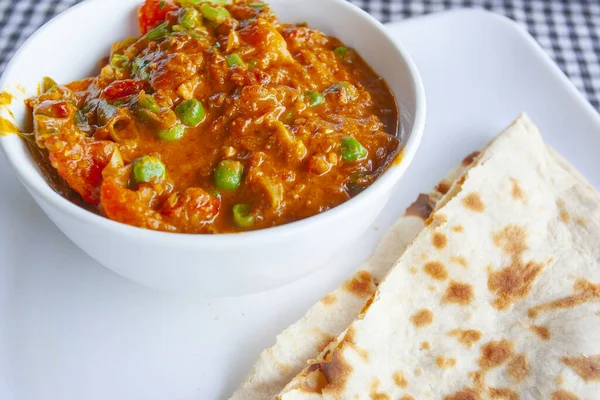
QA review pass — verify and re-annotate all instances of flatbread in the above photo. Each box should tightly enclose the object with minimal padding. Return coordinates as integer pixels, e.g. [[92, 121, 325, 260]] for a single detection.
[[231, 148, 480, 400], [276, 114, 600, 399]]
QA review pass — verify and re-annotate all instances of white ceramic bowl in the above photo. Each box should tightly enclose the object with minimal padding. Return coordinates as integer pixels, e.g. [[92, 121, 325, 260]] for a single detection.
[[0, 0, 425, 295]]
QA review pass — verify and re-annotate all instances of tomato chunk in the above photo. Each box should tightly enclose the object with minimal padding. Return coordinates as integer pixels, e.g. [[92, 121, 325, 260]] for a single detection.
[[161, 188, 221, 231], [138, 0, 179, 34], [49, 139, 117, 205], [102, 80, 147, 101]]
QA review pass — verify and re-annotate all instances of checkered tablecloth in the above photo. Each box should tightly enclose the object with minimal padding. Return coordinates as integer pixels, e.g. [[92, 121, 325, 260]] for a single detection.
[[1, 0, 599, 109]]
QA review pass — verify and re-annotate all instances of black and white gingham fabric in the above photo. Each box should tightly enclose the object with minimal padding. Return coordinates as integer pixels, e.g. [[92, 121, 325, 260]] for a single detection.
[[1, 0, 599, 110]]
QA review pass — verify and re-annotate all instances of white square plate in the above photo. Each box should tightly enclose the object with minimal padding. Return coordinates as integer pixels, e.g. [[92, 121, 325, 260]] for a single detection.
[[1, 9, 598, 400]]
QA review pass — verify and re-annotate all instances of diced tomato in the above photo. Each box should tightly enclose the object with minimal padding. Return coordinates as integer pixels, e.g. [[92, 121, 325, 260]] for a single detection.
[[101, 80, 146, 101], [101, 178, 177, 232], [161, 188, 221, 231], [138, 0, 179, 35], [51, 102, 70, 119], [35, 100, 72, 119], [101, 177, 152, 227], [238, 19, 293, 63], [50, 140, 117, 205]]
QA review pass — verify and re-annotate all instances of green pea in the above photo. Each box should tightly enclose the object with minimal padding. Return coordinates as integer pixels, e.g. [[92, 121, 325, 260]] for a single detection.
[[179, 8, 202, 29], [226, 53, 245, 68], [158, 123, 186, 141], [333, 46, 349, 57], [138, 93, 159, 113], [305, 91, 324, 107], [132, 155, 166, 184], [340, 136, 367, 162], [175, 99, 205, 126], [214, 160, 243, 190], [232, 203, 255, 229], [200, 4, 231, 23]]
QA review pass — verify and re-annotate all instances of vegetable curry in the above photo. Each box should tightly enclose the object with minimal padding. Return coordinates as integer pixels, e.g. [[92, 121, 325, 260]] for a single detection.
[[26, 0, 400, 233]]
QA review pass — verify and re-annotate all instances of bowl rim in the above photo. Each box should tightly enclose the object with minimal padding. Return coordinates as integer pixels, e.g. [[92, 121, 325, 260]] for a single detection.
[[0, 0, 426, 246]]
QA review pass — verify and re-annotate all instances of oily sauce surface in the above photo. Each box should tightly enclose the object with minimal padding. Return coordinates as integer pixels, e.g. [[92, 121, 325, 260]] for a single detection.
[[26, 0, 400, 233]]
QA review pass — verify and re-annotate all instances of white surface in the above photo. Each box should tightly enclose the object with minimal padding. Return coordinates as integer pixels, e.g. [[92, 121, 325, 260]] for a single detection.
[[0, 0, 424, 295], [1, 8, 600, 400]]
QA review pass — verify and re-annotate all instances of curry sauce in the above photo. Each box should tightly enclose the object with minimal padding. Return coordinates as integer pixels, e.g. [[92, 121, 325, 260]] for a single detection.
[[25, 0, 400, 233]]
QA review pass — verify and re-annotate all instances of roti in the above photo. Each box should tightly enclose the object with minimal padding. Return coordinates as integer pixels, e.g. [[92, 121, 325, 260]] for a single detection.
[[275, 114, 600, 399]]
